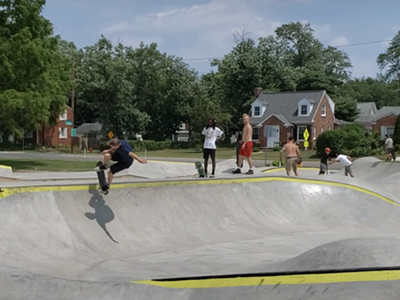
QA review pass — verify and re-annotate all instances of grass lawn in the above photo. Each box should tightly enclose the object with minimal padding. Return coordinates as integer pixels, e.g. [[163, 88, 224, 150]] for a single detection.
[[143, 148, 320, 160], [0, 158, 95, 172]]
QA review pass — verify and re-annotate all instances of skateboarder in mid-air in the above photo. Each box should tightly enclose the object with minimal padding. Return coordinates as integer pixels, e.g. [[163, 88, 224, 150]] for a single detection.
[[97, 138, 147, 189]]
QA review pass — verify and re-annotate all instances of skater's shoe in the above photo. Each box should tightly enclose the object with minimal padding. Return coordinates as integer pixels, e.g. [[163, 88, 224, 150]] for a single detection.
[[232, 168, 241, 174], [209, 174, 215, 178], [245, 169, 254, 175], [95, 164, 109, 171]]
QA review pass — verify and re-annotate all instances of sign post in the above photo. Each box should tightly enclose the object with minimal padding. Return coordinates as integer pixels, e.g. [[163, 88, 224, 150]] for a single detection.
[[303, 128, 309, 151], [108, 131, 114, 139]]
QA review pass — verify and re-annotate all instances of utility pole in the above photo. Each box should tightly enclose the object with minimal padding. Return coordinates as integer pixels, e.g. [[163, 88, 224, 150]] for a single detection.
[[70, 54, 75, 154]]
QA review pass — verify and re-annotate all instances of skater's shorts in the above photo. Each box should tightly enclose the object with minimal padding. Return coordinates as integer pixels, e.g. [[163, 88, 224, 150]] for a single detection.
[[285, 157, 298, 172], [203, 148, 216, 160], [110, 151, 133, 174], [239, 141, 252, 157], [344, 165, 353, 176], [319, 163, 327, 174]]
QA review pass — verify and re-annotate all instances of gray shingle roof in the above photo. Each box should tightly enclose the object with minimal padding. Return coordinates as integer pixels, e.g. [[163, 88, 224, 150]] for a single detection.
[[249, 90, 325, 125], [76, 122, 102, 135], [355, 102, 376, 122], [371, 106, 400, 122]]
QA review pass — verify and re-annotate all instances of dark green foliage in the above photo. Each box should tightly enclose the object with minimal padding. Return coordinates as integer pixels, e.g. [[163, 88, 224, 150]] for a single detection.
[[316, 124, 381, 157], [393, 115, 400, 145]]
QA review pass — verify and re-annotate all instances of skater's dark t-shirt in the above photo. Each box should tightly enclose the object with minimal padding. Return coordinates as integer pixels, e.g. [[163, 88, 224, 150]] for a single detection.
[[116, 140, 133, 163], [320, 152, 331, 165]]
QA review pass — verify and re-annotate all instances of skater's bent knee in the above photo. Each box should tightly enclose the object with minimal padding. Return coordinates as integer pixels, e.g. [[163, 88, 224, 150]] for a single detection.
[[103, 153, 111, 159]]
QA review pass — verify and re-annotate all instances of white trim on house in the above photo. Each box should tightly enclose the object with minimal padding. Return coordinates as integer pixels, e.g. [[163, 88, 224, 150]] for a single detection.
[[59, 127, 68, 139], [255, 113, 292, 127], [371, 112, 399, 124], [310, 91, 326, 122]]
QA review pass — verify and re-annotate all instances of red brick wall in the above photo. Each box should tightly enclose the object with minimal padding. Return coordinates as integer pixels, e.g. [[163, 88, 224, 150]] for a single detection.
[[254, 115, 293, 148], [37, 106, 73, 147], [372, 115, 397, 134], [313, 94, 335, 140]]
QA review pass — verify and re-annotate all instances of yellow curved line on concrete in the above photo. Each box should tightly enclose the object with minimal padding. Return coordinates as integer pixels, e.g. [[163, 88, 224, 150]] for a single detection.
[[0, 164, 12, 170], [263, 167, 320, 173], [0, 177, 396, 205], [132, 270, 400, 288]]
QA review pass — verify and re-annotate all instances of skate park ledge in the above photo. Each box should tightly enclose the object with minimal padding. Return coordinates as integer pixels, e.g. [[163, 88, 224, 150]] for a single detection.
[[0, 176, 397, 205]]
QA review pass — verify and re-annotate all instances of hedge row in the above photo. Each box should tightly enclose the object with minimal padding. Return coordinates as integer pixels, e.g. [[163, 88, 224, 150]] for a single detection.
[[100, 140, 206, 152]]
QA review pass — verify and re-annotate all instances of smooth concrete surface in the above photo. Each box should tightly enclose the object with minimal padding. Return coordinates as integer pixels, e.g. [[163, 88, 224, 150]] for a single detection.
[[1, 177, 400, 299]]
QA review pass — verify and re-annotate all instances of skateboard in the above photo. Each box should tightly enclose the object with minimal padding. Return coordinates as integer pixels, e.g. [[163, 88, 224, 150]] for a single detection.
[[96, 161, 109, 195], [297, 157, 303, 167], [195, 161, 206, 178]]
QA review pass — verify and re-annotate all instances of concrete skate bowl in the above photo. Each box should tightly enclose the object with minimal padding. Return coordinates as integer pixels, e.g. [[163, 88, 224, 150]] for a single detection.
[[330, 156, 400, 182], [1, 177, 400, 299]]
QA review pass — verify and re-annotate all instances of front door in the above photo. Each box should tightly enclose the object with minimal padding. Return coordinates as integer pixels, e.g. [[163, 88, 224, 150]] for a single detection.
[[264, 125, 280, 148]]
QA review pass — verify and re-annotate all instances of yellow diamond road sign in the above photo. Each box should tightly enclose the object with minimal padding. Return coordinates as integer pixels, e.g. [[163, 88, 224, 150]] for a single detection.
[[304, 141, 309, 147], [303, 128, 309, 141], [108, 131, 114, 139]]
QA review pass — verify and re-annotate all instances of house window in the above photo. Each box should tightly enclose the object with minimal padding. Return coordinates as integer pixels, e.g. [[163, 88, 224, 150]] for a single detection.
[[313, 126, 316, 140], [328, 126, 331, 130], [59, 128, 68, 139], [60, 110, 67, 121], [321, 105, 326, 117], [297, 126, 306, 140], [254, 106, 261, 116], [252, 127, 259, 140], [321, 127, 324, 133], [386, 126, 395, 137], [300, 105, 308, 115]]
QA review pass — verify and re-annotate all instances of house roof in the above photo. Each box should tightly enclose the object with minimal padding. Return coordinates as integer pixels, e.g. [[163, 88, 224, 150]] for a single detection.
[[355, 102, 377, 122], [250, 90, 326, 125], [76, 122, 102, 135], [371, 106, 400, 122]]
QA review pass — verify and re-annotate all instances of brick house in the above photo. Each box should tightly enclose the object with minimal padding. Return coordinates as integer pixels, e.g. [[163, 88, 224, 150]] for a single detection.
[[354, 102, 378, 130], [249, 90, 336, 148], [34, 105, 74, 147], [370, 107, 400, 139]]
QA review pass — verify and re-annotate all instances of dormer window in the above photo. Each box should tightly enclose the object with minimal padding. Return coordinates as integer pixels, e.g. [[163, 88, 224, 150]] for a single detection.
[[300, 105, 308, 115], [254, 106, 261, 116]]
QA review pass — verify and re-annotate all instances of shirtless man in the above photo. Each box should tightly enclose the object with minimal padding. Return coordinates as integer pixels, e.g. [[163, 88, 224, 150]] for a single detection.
[[279, 136, 302, 176], [233, 114, 254, 175]]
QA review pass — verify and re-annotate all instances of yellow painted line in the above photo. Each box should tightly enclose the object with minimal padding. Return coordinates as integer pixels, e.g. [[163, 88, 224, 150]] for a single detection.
[[263, 167, 320, 173], [0, 164, 12, 170], [132, 270, 400, 288], [0, 177, 396, 205]]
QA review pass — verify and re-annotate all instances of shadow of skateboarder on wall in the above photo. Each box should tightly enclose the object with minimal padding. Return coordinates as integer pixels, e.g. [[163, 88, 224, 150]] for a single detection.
[[84, 186, 119, 244]]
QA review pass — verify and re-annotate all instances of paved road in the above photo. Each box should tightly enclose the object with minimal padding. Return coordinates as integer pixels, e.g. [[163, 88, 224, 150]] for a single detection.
[[0, 151, 342, 169]]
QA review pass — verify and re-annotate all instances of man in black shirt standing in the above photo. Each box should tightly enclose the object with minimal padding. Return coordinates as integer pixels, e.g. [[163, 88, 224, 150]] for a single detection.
[[319, 147, 331, 175]]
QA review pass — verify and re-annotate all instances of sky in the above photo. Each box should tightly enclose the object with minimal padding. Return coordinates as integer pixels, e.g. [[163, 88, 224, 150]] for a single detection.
[[43, 0, 400, 79]]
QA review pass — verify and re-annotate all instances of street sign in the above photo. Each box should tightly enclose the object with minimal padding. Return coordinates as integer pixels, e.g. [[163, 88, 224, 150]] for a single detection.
[[303, 128, 309, 141], [71, 128, 76, 137], [108, 131, 114, 139], [66, 119, 72, 125], [304, 141, 309, 147]]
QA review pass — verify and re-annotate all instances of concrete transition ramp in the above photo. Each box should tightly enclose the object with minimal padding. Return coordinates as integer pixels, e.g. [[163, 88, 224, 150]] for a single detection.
[[1, 178, 400, 299]]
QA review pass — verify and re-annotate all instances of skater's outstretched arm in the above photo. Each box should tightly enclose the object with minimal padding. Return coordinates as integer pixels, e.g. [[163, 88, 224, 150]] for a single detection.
[[129, 152, 147, 164]]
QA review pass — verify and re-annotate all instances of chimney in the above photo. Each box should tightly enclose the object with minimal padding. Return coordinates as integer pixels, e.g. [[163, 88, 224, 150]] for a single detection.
[[254, 87, 262, 98]]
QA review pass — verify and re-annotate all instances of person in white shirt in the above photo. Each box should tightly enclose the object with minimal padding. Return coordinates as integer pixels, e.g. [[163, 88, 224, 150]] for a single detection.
[[385, 134, 395, 161], [202, 117, 224, 177], [330, 153, 354, 177]]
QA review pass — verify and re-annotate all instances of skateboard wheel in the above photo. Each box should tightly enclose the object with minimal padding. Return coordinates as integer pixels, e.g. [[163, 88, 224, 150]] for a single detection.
[[0, 188, 3, 192]]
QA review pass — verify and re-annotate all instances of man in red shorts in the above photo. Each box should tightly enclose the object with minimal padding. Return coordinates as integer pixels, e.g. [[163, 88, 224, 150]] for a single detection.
[[233, 113, 254, 175]]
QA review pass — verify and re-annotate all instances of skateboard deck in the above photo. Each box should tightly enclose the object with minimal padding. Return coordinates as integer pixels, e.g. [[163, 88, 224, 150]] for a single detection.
[[96, 161, 109, 195], [195, 161, 206, 178]]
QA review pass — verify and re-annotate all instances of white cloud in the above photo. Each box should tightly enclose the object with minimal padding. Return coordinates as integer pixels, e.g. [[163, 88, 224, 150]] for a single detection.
[[329, 36, 349, 47], [100, 0, 333, 61]]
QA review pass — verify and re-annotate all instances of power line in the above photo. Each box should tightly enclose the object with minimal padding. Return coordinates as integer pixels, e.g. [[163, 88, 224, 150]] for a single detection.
[[181, 38, 393, 62]]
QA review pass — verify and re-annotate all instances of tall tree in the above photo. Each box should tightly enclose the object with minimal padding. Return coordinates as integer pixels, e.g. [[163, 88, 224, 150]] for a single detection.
[[377, 31, 400, 82], [0, 0, 72, 136]]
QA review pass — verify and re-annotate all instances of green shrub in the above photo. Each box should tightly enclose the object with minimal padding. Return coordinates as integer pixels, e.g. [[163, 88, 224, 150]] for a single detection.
[[316, 124, 380, 157], [272, 160, 280, 166], [272, 146, 281, 151]]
